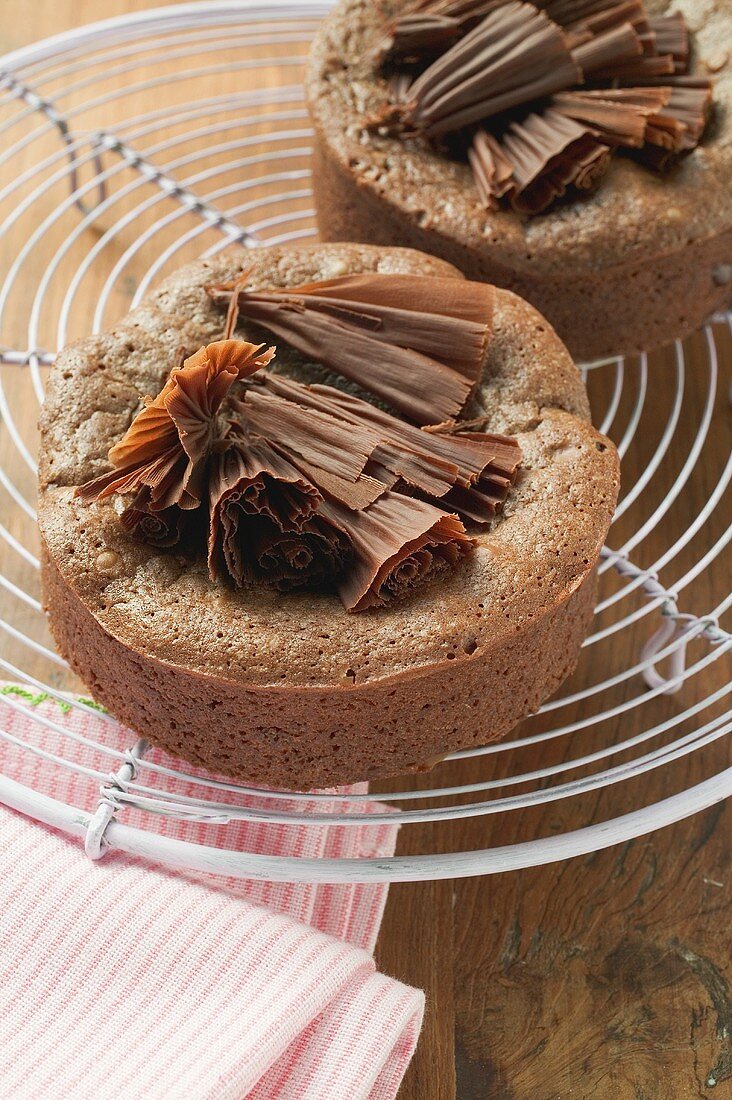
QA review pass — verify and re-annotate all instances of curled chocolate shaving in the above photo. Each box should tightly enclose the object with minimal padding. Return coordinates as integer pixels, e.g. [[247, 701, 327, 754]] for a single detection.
[[394, 0, 511, 24], [217, 431, 323, 532], [403, 1, 582, 137], [229, 384, 392, 513], [564, 1, 649, 38], [233, 390, 381, 482], [77, 339, 275, 510], [469, 128, 515, 208], [248, 517, 352, 592], [571, 21, 643, 76], [498, 109, 612, 214], [213, 507, 352, 592], [119, 491, 188, 549], [207, 437, 343, 588], [88, 299, 521, 612], [207, 273, 494, 425], [374, 0, 513, 62], [649, 85, 713, 150], [321, 492, 475, 612], [289, 459, 389, 511], [571, 19, 677, 80], [542, 0, 639, 27], [633, 83, 713, 168]]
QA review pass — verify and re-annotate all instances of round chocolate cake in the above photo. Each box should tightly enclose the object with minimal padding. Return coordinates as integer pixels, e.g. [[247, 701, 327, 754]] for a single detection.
[[39, 242, 618, 789], [307, 0, 732, 362]]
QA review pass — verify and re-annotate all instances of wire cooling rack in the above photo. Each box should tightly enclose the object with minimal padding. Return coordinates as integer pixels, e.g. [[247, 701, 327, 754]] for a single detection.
[[0, 1, 730, 882]]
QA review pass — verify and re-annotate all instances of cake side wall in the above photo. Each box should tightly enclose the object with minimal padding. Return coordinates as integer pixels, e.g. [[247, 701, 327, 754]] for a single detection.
[[42, 543, 598, 790], [310, 125, 732, 362]]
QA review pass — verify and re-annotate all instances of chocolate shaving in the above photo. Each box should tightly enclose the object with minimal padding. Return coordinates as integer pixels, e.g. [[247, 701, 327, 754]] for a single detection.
[[500, 109, 612, 214], [87, 289, 523, 612], [212, 506, 351, 592], [588, 52, 676, 81], [375, 0, 516, 62], [290, 459, 389, 511], [637, 84, 713, 167], [403, 0, 582, 137], [401, 0, 510, 21], [375, 12, 461, 64], [542, 0, 638, 27], [77, 339, 275, 510], [119, 492, 188, 549], [207, 273, 494, 425], [321, 493, 475, 612], [631, 74, 712, 88], [571, 21, 643, 76], [571, 20, 676, 80], [216, 430, 323, 532], [375, 0, 710, 215], [206, 436, 343, 588], [258, 373, 521, 524], [653, 85, 712, 149], [469, 128, 515, 207], [648, 13, 688, 69], [233, 390, 381, 483], [551, 86, 670, 147], [565, 1, 649, 38]]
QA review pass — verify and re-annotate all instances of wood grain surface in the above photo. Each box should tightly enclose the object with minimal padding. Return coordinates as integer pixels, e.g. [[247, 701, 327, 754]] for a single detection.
[[0, 3, 730, 1098]]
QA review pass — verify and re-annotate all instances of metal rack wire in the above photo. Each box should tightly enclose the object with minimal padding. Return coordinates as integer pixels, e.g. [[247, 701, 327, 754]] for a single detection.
[[0, 1, 730, 882]]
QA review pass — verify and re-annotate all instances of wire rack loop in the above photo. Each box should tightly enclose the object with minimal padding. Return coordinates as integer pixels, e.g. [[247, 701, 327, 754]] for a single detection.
[[85, 739, 149, 860]]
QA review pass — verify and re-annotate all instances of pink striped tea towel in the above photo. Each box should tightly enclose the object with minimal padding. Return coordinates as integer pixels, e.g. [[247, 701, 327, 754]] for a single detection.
[[0, 685, 424, 1098]]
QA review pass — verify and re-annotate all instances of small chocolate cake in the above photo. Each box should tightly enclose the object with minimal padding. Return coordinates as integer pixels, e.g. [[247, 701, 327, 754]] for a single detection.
[[307, 0, 732, 361], [39, 242, 618, 789]]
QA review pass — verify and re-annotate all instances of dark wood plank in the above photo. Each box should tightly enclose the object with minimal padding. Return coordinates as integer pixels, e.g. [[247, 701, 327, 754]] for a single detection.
[[377, 330, 731, 1098]]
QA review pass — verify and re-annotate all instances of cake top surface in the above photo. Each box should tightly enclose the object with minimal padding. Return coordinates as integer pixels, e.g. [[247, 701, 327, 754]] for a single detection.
[[307, 0, 732, 272], [39, 242, 619, 689]]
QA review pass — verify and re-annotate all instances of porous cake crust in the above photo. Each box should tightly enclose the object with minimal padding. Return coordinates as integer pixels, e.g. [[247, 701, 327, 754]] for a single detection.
[[39, 242, 619, 789], [306, 0, 732, 362]]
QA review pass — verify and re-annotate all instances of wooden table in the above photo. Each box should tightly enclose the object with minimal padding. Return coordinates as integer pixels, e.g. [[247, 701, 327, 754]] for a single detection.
[[1, 3, 730, 1097]]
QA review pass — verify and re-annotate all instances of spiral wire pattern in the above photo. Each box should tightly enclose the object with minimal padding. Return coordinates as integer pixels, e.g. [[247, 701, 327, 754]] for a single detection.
[[0, 2, 729, 881]]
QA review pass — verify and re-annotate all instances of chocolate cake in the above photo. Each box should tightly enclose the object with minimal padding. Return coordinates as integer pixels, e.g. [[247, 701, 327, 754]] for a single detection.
[[307, 0, 732, 362], [39, 242, 618, 789]]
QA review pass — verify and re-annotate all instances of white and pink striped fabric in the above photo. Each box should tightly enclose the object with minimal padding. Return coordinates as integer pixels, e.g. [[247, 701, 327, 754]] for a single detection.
[[0, 686, 424, 1099]]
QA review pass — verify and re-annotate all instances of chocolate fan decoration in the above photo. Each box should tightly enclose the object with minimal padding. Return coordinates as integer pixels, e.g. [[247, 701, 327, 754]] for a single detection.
[[321, 493, 476, 612], [550, 87, 671, 147], [76, 339, 274, 510], [479, 109, 612, 215], [79, 275, 523, 612], [375, 0, 713, 215], [76, 339, 275, 544], [207, 431, 351, 591], [119, 494, 188, 550], [206, 272, 495, 425], [402, 1, 582, 138], [648, 13, 688, 69], [256, 373, 521, 524], [374, 12, 462, 63]]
